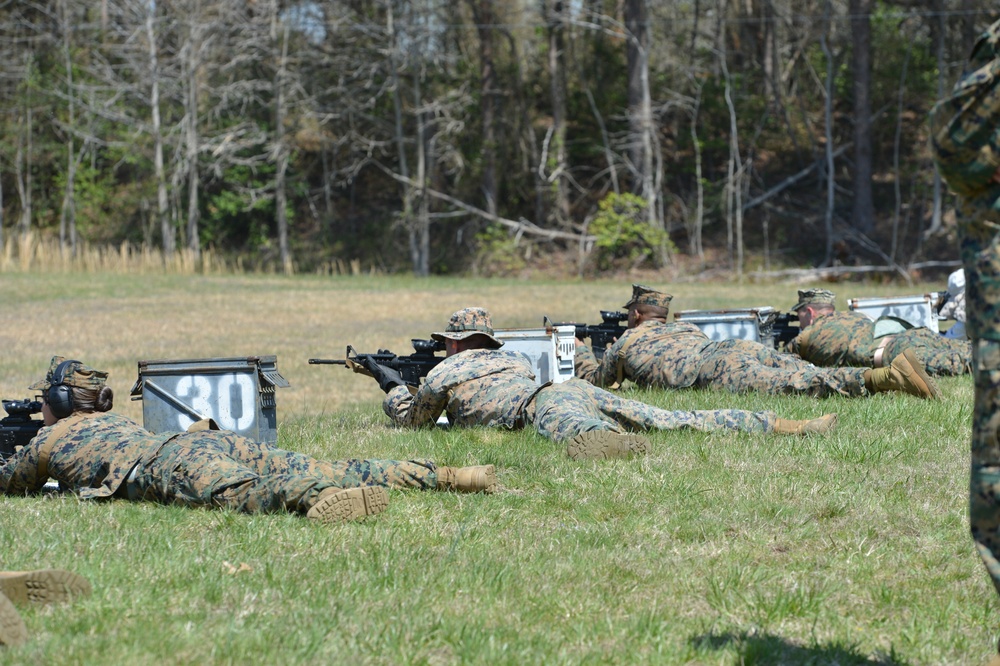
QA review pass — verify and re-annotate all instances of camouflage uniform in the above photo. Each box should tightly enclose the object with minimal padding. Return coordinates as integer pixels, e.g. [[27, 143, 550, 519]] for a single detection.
[[384, 349, 777, 440], [789, 310, 972, 376], [576, 320, 872, 398], [1, 358, 440, 516], [930, 18, 1000, 597]]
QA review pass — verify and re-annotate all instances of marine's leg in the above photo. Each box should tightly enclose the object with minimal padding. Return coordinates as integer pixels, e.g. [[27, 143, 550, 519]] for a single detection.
[[591, 384, 776, 433], [886, 329, 973, 376], [697, 341, 869, 398], [214, 431, 440, 490]]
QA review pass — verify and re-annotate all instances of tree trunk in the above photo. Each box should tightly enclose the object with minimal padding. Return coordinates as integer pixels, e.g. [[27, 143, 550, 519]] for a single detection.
[[183, 13, 201, 260], [145, 0, 174, 257], [59, 0, 77, 256], [625, 0, 658, 233], [850, 0, 874, 234], [546, 0, 569, 229], [274, 18, 291, 274], [468, 0, 497, 217], [821, 1, 835, 266]]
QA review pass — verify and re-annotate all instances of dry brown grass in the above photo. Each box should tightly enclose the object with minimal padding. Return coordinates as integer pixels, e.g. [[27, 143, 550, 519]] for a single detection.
[[0, 270, 944, 426]]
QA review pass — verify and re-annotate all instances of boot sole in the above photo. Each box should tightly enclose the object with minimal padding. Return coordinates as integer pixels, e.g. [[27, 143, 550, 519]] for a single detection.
[[0, 593, 27, 647], [902, 349, 943, 400], [307, 486, 389, 525], [567, 430, 651, 461], [0, 569, 92, 606]]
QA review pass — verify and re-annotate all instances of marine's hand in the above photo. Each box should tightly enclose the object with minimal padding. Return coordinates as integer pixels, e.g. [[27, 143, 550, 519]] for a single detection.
[[363, 358, 406, 393]]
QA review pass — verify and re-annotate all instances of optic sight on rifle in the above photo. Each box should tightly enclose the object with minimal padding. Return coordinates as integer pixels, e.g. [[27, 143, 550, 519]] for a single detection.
[[309, 338, 445, 387], [1, 399, 44, 462], [549, 310, 628, 360]]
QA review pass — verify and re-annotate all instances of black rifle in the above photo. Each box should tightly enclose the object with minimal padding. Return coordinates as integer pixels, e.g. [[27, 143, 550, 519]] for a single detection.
[[771, 312, 801, 350], [551, 310, 628, 360], [1, 399, 43, 461], [309, 338, 445, 387]]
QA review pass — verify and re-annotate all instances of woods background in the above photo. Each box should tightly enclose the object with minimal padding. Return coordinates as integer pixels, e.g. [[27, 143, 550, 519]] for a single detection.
[[0, 1, 990, 277]]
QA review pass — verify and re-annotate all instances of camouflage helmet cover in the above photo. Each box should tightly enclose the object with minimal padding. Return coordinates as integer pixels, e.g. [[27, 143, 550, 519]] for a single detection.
[[29, 356, 109, 392], [791, 288, 837, 312], [431, 307, 504, 349], [623, 284, 673, 310]]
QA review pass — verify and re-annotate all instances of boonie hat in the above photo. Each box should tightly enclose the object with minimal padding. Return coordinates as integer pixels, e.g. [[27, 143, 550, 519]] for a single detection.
[[929, 19, 1000, 207], [431, 308, 504, 349], [623, 284, 673, 310], [791, 288, 836, 312], [29, 356, 109, 392], [947, 268, 966, 298]]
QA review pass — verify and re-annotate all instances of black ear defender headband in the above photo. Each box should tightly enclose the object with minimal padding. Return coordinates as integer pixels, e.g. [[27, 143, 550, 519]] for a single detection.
[[47, 359, 81, 420]]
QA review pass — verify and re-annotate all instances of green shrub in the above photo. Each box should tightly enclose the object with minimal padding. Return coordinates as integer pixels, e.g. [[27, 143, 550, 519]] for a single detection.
[[589, 193, 673, 271]]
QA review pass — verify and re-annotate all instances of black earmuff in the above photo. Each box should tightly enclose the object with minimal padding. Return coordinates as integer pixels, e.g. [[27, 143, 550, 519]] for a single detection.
[[46, 359, 80, 420]]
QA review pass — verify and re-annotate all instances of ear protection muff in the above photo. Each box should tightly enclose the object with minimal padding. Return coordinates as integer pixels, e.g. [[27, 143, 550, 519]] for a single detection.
[[46, 359, 80, 420]]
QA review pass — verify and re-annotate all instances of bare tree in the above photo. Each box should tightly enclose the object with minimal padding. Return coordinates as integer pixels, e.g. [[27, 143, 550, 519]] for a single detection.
[[849, 0, 874, 235]]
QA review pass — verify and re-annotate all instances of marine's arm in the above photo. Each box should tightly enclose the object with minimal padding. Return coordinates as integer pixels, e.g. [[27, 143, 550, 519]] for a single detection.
[[0, 436, 46, 494], [574, 334, 628, 388], [382, 368, 450, 427]]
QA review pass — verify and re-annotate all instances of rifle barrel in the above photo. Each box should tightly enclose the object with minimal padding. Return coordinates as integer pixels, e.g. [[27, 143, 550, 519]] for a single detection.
[[308, 359, 347, 365]]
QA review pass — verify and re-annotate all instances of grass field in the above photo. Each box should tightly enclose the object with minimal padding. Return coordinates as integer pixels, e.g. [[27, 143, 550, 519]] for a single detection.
[[0, 272, 992, 665]]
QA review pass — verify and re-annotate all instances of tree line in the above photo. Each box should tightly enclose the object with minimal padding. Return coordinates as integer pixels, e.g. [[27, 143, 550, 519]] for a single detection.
[[0, 1, 992, 276]]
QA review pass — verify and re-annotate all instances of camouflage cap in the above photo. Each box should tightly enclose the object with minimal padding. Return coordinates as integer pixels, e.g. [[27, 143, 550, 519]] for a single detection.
[[28, 356, 109, 392], [431, 307, 504, 349], [929, 19, 1000, 207], [623, 284, 673, 310], [791, 288, 836, 312]]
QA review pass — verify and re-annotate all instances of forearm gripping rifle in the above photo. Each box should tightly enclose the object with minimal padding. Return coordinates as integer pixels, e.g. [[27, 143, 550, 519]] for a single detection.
[[1, 399, 43, 462], [309, 338, 445, 387], [551, 310, 628, 360]]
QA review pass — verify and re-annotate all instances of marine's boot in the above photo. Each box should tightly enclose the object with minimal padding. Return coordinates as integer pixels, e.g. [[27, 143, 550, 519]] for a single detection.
[[436, 465, 497, 493], [772, 413, 839, 435], [983, 654, 1000, 666], [0, 569, 92, 606], [306, 486, 389, 525], [0, 593, 27, 647], [863, 349, 942, 400], [566, 430, 651, 461]]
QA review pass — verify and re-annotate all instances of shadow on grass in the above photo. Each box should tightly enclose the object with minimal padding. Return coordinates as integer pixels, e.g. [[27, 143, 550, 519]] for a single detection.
[[689, 630, 910, 665]]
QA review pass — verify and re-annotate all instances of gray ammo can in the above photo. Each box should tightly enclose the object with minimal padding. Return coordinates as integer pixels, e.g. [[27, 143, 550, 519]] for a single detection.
[[129, 356, 290, 443], [672, 307, 778, 345]]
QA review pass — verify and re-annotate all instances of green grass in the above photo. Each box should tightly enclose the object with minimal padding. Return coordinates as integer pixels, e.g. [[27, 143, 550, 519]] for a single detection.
[[0, 273, 993, 664]]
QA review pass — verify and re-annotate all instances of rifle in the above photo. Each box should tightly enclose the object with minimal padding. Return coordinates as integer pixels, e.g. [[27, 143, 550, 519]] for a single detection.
[[550, 310, 628, 360], [1, 399, 44, 462], [309, 338, 445, 387], [771, 312, 801, 350]]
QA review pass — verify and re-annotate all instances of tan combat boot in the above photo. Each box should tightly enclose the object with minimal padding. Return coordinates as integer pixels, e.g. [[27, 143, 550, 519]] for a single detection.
[[864, 349, 942, 400], [436, 465, 497, 493], [566, 430, 651, 461], [306, 486, 389, 525], [0, 569, 92, 606], [772, 413, 838, 435], [0, 592, 27, 647]]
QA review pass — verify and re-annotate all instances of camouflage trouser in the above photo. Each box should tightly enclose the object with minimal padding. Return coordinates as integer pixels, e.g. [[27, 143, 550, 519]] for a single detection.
[[883, 328, 972, 376], [121, 430, 438, 515], [697, 339, 869, 398], [961, 217, 1000, 597], [526, 377, 775, 442]]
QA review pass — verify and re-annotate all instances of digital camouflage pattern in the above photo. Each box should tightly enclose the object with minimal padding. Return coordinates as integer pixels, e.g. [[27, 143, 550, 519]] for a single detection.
[[431, 306, 504, 348], [788, 311, 972, 375], [929, 17, 1000, 597], [791, 288, 836, 312], [0, 412, 439, 514], [575, 320, 872, 398], [383, 348, 776, 440], [624, 284, 673, 309]]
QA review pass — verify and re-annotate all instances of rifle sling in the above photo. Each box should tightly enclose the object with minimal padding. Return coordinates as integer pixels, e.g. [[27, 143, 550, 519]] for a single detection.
[[36, 412, 100, 484]]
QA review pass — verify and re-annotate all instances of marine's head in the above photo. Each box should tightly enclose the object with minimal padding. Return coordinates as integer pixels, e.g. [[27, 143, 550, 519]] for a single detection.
[[791, 288, 836, 328], [623, 284, 672, 327], [29, 356, 111, 423], [431, 307, 504, 355]]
